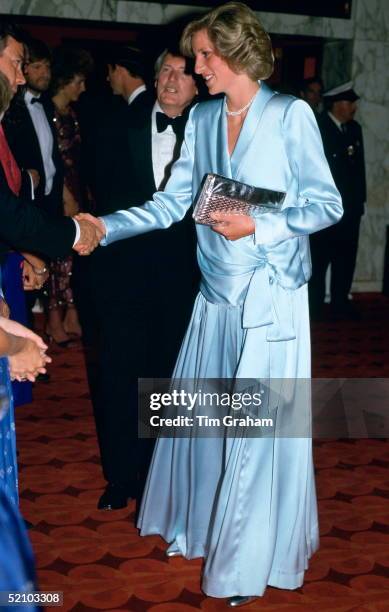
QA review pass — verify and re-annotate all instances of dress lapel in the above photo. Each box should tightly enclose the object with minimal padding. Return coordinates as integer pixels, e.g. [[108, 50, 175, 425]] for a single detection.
[[230, 82, 275, 179]]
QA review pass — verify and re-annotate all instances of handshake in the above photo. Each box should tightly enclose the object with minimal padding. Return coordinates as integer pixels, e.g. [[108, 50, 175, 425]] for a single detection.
[[72, 213, 106, 256]]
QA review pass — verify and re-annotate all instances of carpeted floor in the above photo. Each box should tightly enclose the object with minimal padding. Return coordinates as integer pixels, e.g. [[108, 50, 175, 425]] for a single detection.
[[17, 294, 389, 611]]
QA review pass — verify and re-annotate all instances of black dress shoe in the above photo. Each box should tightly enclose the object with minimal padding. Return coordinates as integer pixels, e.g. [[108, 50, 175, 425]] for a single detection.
[[97, 483, 132, 510]]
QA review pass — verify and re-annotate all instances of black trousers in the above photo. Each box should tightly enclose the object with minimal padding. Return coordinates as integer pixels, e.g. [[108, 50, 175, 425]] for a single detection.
[[73, 256, 195, 497], [309, 213, 361, 313], [94, 299, 155, 493]]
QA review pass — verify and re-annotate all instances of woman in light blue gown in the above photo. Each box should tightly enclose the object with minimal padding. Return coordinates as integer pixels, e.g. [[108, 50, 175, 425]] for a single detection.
[[79, 2, 342, 605]]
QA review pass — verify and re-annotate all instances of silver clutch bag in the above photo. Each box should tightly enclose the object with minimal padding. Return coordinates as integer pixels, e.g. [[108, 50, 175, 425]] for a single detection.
[[193, 173, 286, 225]]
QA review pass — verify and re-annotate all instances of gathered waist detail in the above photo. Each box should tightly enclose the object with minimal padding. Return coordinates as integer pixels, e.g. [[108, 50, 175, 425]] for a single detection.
[[200, 256, 296, 342]]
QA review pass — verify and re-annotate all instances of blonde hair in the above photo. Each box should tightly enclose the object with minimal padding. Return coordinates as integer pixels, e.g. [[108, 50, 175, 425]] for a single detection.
[[0, 71, 12, 116], [180, 2, 274, 81]]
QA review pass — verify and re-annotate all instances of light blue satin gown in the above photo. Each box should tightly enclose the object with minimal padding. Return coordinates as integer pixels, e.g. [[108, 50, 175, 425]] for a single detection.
[[100, 83, 343, 597]]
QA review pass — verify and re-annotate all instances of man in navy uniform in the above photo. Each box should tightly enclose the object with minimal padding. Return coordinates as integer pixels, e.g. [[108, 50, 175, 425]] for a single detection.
[[309, 82, 366, 319]]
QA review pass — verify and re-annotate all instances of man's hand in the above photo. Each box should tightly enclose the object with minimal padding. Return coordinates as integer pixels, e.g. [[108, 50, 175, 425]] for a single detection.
[[73, 217, 104, 256], [76, 213, 105, 236], [209, 212, 255, 241]]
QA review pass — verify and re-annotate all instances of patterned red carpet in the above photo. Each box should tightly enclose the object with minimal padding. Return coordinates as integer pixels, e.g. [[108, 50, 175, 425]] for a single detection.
[[17, 294, 389, 611]]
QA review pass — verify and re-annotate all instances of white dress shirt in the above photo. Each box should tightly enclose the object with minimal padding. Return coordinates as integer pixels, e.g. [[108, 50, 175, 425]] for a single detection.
[[328, 111, 344, 132], [128, 84, 146, 106], [99, 102, 180, 237], [25, 90, 56, 195], [151, 101, 177, 190]]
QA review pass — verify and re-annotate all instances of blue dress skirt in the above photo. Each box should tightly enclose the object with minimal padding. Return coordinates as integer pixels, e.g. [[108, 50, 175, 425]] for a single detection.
[[138, 255, 319, 598], [0, 488, 37, 610]]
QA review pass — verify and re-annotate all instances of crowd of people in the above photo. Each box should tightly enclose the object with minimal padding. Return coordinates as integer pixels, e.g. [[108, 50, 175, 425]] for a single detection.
[[0, 0, 367, 606]]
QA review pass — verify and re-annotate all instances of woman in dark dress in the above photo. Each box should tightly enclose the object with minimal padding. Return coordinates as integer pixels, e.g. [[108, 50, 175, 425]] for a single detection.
[[47, 47, 93, 345]]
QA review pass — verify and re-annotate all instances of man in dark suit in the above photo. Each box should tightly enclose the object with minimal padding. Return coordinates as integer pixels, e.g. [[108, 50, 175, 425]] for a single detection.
[[88, 45, 153, 214], [4, 37, 63, 217], [84, 45, 199, 510], [309, 82, 366, 319], [299, 76, 323, 117], [0, 23, 101, 265], [4, 37, 65, 335]]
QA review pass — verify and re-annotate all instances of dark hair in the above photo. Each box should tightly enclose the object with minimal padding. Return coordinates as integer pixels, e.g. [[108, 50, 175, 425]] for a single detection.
[[106, 44, 147, 81], [50, 46, 94, 95], [0, 21, 25, 53], [300, 76, 324, 93], [25, 37, 51, 64]]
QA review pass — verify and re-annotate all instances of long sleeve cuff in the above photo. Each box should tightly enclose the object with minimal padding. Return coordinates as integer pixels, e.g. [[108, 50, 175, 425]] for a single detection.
[[99, 217, 109, 246]]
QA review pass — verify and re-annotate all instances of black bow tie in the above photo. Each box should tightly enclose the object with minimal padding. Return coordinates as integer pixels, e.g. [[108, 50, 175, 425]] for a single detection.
[[156, 112, 185, 135], [30, 97, 41, 105]]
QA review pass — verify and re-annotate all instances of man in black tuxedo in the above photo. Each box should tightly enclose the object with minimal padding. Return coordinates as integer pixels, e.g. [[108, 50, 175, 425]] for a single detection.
[[0, 23, 101, 266], [4, 37, 63, 217], [84, 45, 199, 510], [4, 37, 65, 332], [309, 82, 366, 319]]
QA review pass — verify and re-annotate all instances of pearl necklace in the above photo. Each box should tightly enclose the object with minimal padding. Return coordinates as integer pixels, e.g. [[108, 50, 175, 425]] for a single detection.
[[224, 92, 257, 116]]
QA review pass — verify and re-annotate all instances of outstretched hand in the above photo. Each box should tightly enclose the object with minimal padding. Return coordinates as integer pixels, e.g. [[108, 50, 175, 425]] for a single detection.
[[76, 213, 105, 235], [209, 212, 255, 241], [73, 215, 105, 256]]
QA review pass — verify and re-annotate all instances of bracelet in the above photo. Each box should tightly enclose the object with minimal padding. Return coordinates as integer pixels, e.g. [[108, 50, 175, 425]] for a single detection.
[[33, 266, 47, 275]]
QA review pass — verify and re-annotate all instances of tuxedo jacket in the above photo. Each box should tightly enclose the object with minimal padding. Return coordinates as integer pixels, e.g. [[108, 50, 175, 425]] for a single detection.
[[0, 162, 75, 262], [318, 112, 366, 217], [3, 93, 64, 217], [89, 91, 198, 304]]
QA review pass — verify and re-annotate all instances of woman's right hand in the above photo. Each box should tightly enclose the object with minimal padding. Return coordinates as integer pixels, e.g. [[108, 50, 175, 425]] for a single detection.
[[0, 317, 48, 352], [8, 337, 51, 382]]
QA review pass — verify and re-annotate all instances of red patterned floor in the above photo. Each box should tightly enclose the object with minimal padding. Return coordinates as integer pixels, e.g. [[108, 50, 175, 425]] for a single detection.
[[17, 294, 389, 611]]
